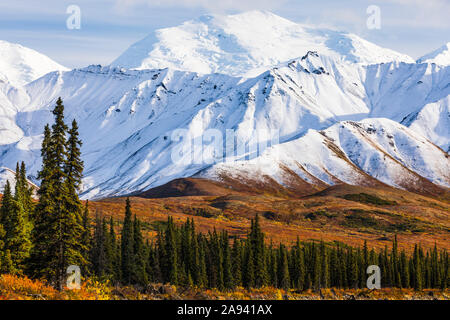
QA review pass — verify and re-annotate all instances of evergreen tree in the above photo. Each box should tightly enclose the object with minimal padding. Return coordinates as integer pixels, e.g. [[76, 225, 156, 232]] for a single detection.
[[278, 244, 290, 290], [321, 241, 330, 289], [231, 237, 242, 287], [312, 243, 321, 291], [400, 251, 410, 288], [0, 181, 14, 235], [243, 239, 255, 289], [1, 180, 32, 274], [0, 220, 5, 272], [1, 250, 14, 274], [222, 231, 234, 290], [250, 215, 267, 288], [189, 219, 200, 285], [91, 212, 107, 277], [80, 201, 91, 276], [269, 246, 278, 288], [120, 198, 135, 284], [109, 217, 120, 282], [19, 162, 34, 216], [165, 216, 178, 285], [198, 236, 208, 288], [29, 98, 85, 290], [413, 244, 423, 291], [132, 215, 148, 286], [348, 248, 359, 289]]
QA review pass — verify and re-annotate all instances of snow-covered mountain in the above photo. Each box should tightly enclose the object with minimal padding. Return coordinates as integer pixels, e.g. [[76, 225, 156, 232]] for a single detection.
[[417, 42, 450, 66], [1, 55, 448, 198], [201, 118, 450, 195], [0, 167, 16, 193], [0, 40, 68, 87], [111, 10, 414, 77], [0, 166, 38, 196], [0, 11, 448, 199]]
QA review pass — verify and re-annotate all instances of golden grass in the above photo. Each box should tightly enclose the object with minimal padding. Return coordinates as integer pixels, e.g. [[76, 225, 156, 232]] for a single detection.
[[1, 274, 448, 300]]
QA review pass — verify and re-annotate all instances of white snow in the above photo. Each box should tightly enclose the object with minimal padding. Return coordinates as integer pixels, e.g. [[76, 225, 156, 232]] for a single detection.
[[417, 42, 450, 66], [111, 10, 414, 77], [203, 119, 450, 190], [0, 40, 68, 87], [0, 167, 16, 193]]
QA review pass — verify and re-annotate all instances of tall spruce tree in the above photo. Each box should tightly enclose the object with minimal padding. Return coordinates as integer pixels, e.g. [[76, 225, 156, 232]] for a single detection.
[[109, 217, 120, 282], [251, 215, 268, 288], [29, 98, 86, 290], [121, 198, 135, 284], [165, 216, 179, 285], [91, 212, 107, 277], [278, 244, 290, 290], [132, 215, 148, 286]]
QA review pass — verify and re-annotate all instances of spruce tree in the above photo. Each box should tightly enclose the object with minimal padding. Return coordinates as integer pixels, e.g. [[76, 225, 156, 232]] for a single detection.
[[269, 246, 278, 288], [63, 118, 87, 271], [231, 237, 242, 287], [109, 217, 120, 282], [121, 198, 135, 284], [222, 231, 234, 290], [80, 201, 91, 276], [30, 98, 86, 290], [28, 124, 54, 280], [19, 162, 34, 217], [413, 244, 423, 291], [189, 219, 200, 285], [251, 215, 268, 288], [0, 218, 5, 272], [1, 250, 14, 274], [278, 244, 290, 290], [132, 215, 148, 286], [198, 237, 208, 288], [91, 212, 107, 277], [1, 180, 32, 274], [243, 239, 255, 289], [0, 181, 14, 235]]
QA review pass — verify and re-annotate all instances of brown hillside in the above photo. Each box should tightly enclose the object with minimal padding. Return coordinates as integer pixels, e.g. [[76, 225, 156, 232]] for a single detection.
[[88, 178, 450, 253]]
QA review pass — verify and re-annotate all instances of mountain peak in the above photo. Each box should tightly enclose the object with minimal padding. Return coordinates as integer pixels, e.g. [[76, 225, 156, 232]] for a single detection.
[[111, 11, 413, 77], [0, 40, 68, 87], [417, 42, 450, 65]]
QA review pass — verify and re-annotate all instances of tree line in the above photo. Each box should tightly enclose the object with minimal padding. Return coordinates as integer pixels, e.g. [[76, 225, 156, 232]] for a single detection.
[[105, 211, 448, 291], [0, 98, 448, 291]]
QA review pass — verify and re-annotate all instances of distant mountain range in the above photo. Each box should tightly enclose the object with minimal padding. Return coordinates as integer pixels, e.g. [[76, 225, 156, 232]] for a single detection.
[[0, 11, 448, 199]]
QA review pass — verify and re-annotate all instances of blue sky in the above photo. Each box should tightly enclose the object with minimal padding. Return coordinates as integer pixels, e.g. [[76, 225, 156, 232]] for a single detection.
[[1, 0, 449, 68]]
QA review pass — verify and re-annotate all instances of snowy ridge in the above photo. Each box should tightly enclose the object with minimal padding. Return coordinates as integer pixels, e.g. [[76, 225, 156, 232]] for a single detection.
[[111, 11, 414, 77], [0, 40, 68, 87], [417, 42, 450, 66], [0, 167, 16, 193], [0, 166, 39, 197], [201, 119, 450, 193]]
